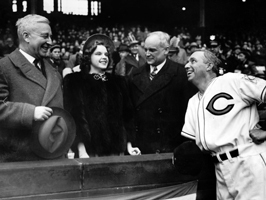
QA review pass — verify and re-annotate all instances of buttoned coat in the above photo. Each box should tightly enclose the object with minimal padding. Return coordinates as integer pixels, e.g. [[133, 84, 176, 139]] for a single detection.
[[0, 49, 63, 162], [128, 59, 196, 154]]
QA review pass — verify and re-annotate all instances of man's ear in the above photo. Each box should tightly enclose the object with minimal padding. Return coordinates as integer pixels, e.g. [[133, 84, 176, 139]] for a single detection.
[[164, 46, 169, 55], [23, 32, 30, 43], [206, 63, 214, 71]]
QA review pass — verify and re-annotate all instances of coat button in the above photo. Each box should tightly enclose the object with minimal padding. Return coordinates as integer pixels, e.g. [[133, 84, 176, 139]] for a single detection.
[[158, 108, 162, 113]]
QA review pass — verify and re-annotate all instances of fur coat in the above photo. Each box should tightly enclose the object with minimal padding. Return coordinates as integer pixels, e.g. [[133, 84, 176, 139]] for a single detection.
[[63, 72, 135, 157]]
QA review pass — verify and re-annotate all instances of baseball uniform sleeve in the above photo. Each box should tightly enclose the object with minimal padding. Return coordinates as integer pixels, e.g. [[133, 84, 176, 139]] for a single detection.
[[237, 74, 266, 104], [181, 97, 197, 140]]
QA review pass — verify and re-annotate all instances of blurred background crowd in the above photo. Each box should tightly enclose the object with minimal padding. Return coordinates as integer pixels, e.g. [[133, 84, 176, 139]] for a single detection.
[[1, 22, 266, 78]]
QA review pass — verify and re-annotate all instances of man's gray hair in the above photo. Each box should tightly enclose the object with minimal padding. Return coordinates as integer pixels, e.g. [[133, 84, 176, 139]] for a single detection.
[[147, 31, 170, 48], [16, 14, 50, 39], [197, 49, 221, 75]]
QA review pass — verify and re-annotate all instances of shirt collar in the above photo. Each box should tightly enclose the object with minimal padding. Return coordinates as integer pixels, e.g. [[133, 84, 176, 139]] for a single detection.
[[150, 59, 166, 73], [19, 49, 36, 64]]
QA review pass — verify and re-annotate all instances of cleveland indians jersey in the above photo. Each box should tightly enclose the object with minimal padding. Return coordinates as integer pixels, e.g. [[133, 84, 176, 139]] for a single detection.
[[182, 72, 266, 154]]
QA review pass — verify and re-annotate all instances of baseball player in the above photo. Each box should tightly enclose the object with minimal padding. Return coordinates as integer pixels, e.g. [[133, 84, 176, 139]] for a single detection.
[[182, 49, 266, 200]]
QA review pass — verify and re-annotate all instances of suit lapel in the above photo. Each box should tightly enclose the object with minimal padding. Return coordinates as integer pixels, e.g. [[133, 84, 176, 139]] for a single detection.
[[8, 50, 61, 106], [135, 60, 176, 106], [41, 59, 61, 106], [132, 65, 151, 93], [138, 55, 146, 67], [9, 50, 47, 89]]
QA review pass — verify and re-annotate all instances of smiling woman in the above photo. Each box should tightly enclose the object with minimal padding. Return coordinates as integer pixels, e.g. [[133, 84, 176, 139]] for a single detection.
[[63, 34, 141, 158]]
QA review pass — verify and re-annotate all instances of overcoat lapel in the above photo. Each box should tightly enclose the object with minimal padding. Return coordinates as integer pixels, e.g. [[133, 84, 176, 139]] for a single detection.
[[8, 49, 61, 106], [132, 65, 151, 93], [8, 49, 47, 89], [133, 60, 176, 106], [41, 59, 61, 106]]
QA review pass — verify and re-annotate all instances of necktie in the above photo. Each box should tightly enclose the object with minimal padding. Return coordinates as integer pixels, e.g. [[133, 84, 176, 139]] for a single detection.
[[33, 59, 46, 78], [150, 66, 158, 80], [134, 54, 139, 61]]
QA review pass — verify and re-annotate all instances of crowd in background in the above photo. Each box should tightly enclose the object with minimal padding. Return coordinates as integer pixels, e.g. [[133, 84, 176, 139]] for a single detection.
[[1, 21, 266, 78]]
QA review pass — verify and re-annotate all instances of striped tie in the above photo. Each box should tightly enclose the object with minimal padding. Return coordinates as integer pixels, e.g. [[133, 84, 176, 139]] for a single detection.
[[150, 66, 158, 80]]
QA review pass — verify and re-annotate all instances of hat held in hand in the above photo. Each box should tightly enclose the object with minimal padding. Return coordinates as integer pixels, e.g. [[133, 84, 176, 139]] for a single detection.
[[31, 107, 76, 159], [173, 141, 203, 176]]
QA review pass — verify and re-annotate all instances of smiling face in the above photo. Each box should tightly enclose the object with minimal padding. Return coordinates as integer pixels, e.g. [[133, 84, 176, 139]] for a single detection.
[[130, 43, 139, 55], [185, 51, 208, 83], [90, 45, 109, 74], [23, 22, 52, 59], [144, 34, 168, 66]]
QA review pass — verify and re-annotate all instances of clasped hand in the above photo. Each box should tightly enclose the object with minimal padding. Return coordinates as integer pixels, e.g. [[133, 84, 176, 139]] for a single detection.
[[34, 106, 53, 121]]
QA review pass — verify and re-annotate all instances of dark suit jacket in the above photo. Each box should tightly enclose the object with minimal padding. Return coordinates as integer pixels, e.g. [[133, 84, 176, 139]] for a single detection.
[[0, 49, 63, 162], [128, 59, 196, 154]]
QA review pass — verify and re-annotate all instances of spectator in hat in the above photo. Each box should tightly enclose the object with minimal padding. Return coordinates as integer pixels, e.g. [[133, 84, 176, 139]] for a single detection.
[[169, 36, 188, 65], [234, 48, 259, 76], [128, 33, 146, 68], [209, 40, 227, 75], [167, 45, 180, 63], [63, 34, 141, 158], [0, 14, 64, 162], [209, 40, 220, 55], [49, 44, 66, 77], [115, 43, 140, 77]]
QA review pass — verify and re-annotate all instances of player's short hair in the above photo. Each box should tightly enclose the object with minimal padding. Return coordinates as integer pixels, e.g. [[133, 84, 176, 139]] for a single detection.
[[197, 49, 221, 75], [146, 31, 170, 48], [16, 14, 50, 40]]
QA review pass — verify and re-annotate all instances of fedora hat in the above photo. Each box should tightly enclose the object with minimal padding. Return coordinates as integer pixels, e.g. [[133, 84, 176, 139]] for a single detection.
[[168, 45, 179, 53], [173, 141, 203, 176], [118, 43, 130, 52], [83, 34, 115, 55], [31, 107, 76, 159]]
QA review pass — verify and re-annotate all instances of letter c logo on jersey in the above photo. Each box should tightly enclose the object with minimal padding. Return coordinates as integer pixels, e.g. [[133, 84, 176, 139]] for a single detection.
[[206, 93, 234, 115]]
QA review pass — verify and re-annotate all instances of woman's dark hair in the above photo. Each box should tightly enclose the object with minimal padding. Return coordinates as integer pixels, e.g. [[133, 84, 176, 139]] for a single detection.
[[80, 40, 113, 74]]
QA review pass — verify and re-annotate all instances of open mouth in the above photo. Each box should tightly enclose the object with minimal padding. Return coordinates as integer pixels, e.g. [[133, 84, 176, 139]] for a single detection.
[[99, 60, 108, 65], [42, 44, 51, 52], [186, 69, 194, 77]]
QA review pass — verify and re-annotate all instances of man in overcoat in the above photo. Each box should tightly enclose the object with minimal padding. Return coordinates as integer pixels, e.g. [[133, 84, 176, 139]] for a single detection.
[[0, 14, 63, 162], [128, 31, 196, 154]]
